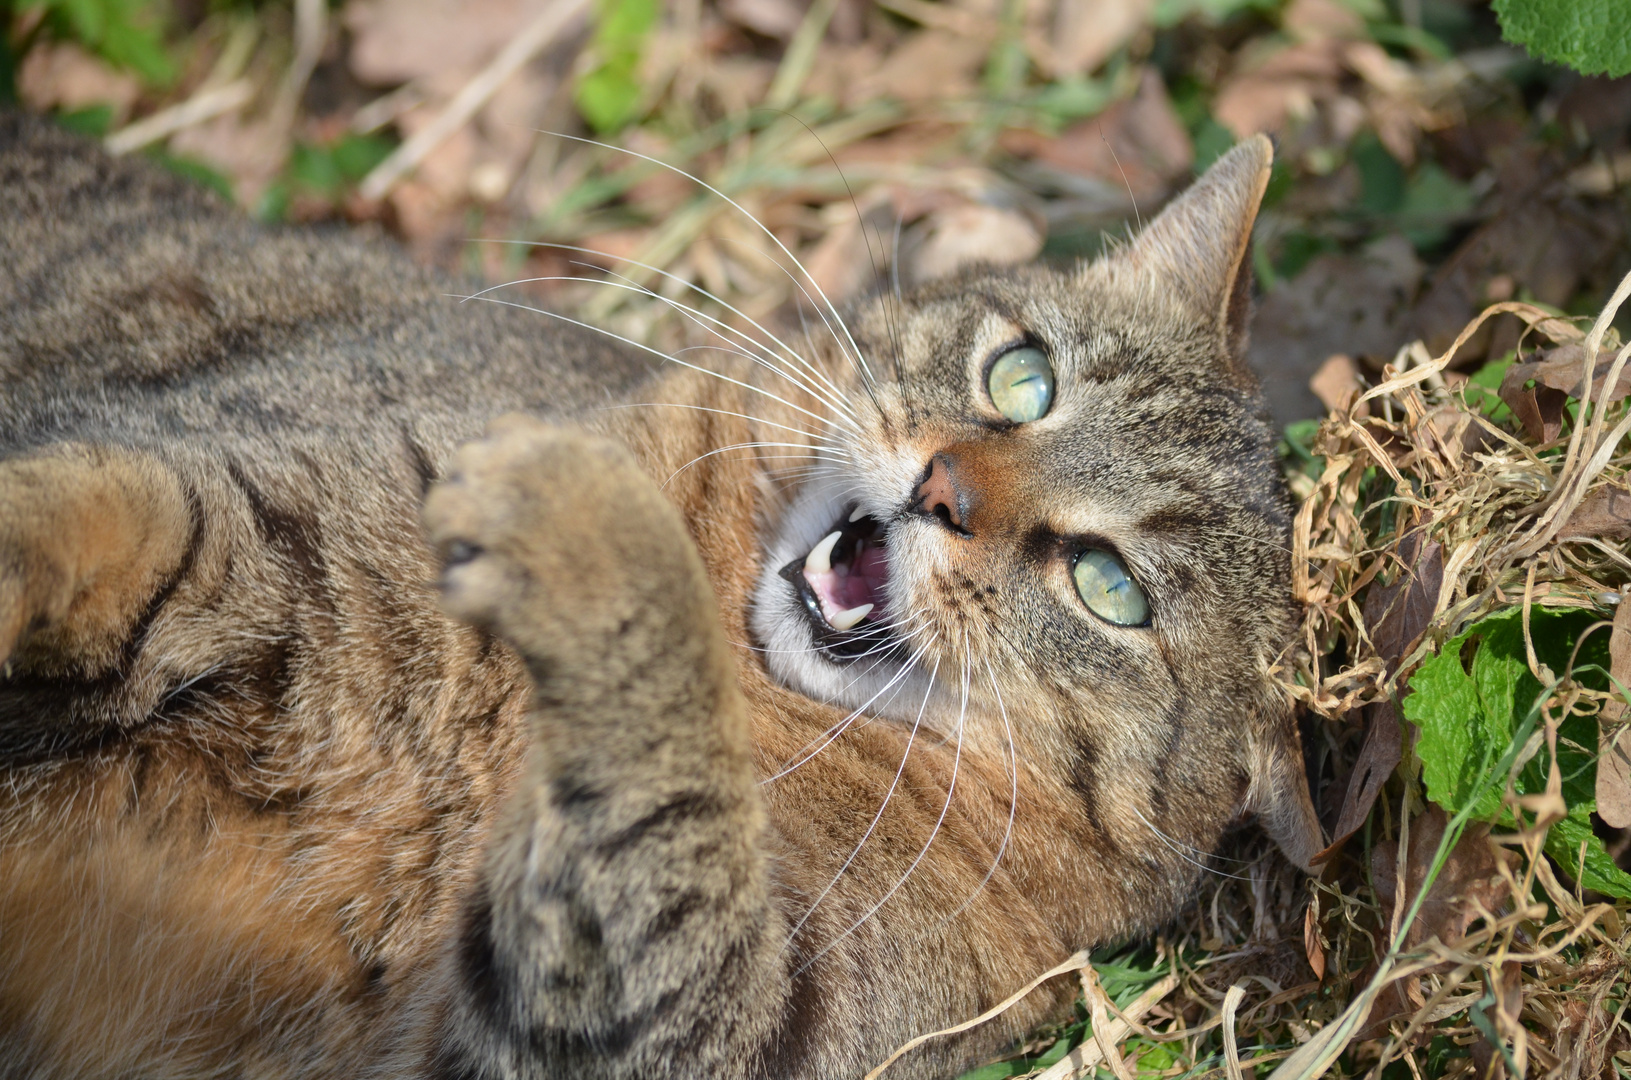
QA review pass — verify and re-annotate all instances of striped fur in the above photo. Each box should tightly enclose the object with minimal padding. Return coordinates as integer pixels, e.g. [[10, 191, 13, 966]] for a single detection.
[[0, 112, 1319, 1079]]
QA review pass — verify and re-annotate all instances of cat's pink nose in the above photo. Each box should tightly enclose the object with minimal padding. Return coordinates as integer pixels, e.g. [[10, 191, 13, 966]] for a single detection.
[[911, 453, 971, 534]]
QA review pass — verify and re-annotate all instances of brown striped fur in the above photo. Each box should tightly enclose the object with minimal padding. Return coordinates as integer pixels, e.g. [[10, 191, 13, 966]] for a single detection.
[[0, 112, 1320, 1079]]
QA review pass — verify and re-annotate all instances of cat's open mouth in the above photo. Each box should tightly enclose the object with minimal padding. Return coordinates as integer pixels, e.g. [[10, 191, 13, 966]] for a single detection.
[[778, 508, 897, 660]]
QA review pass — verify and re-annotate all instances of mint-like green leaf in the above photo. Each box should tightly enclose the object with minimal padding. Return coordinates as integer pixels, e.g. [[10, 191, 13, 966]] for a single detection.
[[1547, 806, 1631, 900], [1405, 608, 1608, 820], [1493, 0, 1631, 77]]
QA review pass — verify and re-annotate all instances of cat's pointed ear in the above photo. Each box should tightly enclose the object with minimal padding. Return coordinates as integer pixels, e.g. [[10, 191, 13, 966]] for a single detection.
[[1110, 134, 1273, 381], [1243, 712, 1324, 873]]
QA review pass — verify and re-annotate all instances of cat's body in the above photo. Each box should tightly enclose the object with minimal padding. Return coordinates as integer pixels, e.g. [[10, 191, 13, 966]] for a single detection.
[[0, 112, 1320, 1079]]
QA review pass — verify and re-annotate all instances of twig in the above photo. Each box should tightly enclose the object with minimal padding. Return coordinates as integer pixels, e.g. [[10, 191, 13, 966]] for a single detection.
[[104, 80, 255, 155], [864, 949, 1092, 1080], [1033, 974, 1181, 1080], [269, 0, 328, 134], [359, 0, 592, 201]]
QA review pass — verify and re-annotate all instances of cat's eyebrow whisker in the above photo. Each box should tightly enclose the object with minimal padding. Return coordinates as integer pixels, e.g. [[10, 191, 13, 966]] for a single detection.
[[460, 294, 857, 438], [793, 633, 969, 976], [1129, 805, 1253, 882], [1205, 528, 1296, 557], [459, 286, 859, 436], [579, 264, 861, 426], [710, 235, 884, 415], [781, 648, 942, 958], [484, 239, 854, 412], [535, 131, 882, 405]]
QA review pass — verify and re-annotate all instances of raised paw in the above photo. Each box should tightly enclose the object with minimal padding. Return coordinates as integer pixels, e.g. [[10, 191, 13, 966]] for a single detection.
[[423, 415, 718, 676]]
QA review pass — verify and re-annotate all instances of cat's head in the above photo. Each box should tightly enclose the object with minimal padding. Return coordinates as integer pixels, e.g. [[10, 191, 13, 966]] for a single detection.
[[749, 135, 1323, 874]]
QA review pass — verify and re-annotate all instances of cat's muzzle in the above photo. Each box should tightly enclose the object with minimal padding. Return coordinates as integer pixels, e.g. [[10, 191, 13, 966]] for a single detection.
[[778, 508, 899, 661]]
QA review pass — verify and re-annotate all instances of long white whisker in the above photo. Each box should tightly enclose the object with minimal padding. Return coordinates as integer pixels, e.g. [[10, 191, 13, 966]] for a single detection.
[[484, 239, 856, 409], [1130, 806, 1252, 881], [460, 294, 856, 436], [932, 656, 1020, 926], [582, 264, 862, 424], [781, 649, 942, 955], [662, 442, 847, 490], [596, 402, 841, 445], [534, 131, 879, 391], [792, 634, 968, 976], [759, 632, 935, 783], [712, 234, 879, 391]]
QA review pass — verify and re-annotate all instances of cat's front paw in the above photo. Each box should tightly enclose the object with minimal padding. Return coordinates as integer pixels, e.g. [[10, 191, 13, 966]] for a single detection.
[[423, 415, 712, 672]]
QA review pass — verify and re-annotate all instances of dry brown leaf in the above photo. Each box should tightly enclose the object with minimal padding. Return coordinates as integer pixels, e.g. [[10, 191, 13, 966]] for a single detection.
[[1371, 806, 1512, 951], [850, 30, 987, 105], [1504, 342, 1631, 404], [999, 69, 1191, 204], [1212, 38, 1345, 139], [1048, 0, 1155, 79], [1303, 898, 1326, 982], [1309, 354, 1362, 414], [906, 202, 1043, 283], [719, 0, 805, 40], [1316, 536, 1442, 860], [1563, 483, 1631, 541], [1598, 601, 1631, 829], [16, 43, 141, 123], [346, 0, 556, 85], [1249, 235, 1422, 424]]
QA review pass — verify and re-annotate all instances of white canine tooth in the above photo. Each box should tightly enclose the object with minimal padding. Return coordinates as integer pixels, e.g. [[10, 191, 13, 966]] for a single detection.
[[848, 505, 868, 522], [805, 531, 842, 576], [827, 603, 874, 631]]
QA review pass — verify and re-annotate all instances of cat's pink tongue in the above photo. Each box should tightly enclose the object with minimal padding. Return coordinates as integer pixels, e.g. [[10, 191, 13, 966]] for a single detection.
[[807, 543, 889, 629]]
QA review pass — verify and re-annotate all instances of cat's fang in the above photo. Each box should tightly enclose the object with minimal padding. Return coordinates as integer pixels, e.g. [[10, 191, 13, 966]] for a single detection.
[[827, 603, 874, 631], [805, 531, 842, 576]]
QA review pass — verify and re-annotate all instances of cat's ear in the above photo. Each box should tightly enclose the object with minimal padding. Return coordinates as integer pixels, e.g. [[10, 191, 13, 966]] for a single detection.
[[1243, 712, 1324, 873], [1107, 134, 1273, 381]]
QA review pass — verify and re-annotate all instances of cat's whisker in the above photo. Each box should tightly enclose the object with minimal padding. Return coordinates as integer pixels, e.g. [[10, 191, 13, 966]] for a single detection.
[[1128, 806, 1253, 882], [577, 263, 862, 425], [760, 630, 935, 783], [486, 240, 855, 413], [665, 342, 855, 431], [596, 402, 841, 447], [460, 288, 860, 437], [928, 655, 1021, 929], [780, 649, 941, 956], [1207, 528, 1296, 556], [459, 293, 854, 443], [662, 443, 847, 491], [536, 131, 882, 404], [791, 632, 969, 976]]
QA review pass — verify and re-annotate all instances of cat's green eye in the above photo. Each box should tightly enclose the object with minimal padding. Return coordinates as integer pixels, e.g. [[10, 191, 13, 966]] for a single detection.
[[986, 346, 1054, 423], [1072, 549, 1149, 627]]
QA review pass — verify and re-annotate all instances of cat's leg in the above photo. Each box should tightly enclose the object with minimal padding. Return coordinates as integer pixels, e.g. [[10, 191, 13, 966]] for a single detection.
[[0, 444, 193, 675], [423, 416, 785, 1080]]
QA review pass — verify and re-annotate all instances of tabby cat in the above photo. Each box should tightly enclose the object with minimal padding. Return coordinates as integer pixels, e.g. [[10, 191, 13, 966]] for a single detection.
[[0, 111, 1321, 1079]]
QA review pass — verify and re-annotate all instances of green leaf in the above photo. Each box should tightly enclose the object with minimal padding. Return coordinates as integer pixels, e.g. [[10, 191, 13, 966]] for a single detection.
[[1547, 806, 1631, 899], [55, 103, 116, 135], [573, 0, 658, 133], [1406, 608, 1609, 821], [1493, 0, 1631, 77]]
